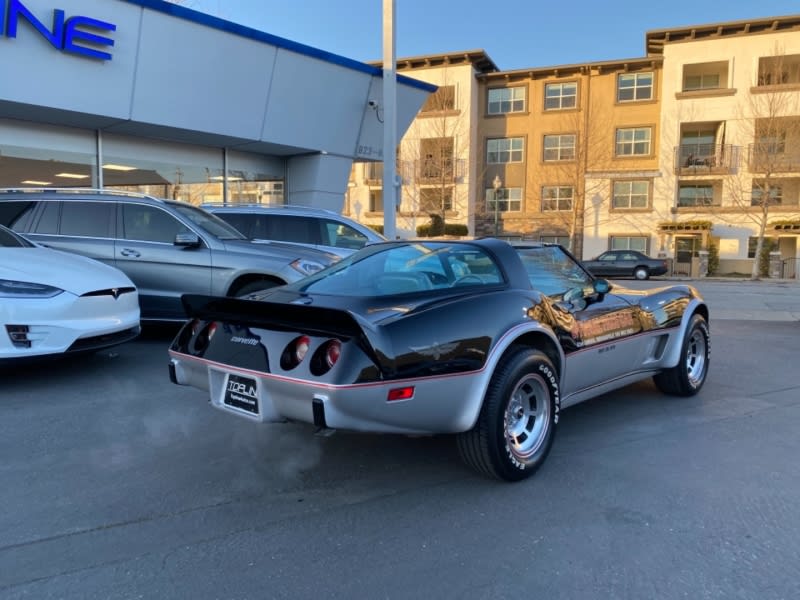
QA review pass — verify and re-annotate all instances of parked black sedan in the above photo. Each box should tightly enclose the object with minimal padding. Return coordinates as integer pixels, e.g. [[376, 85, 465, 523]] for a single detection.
[[168, 240, 709, 481], [582, 250, 669, 280]]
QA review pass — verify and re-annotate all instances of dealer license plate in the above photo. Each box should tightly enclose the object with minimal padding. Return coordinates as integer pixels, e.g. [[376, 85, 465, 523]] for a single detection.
[[223, 374, 259, 415]]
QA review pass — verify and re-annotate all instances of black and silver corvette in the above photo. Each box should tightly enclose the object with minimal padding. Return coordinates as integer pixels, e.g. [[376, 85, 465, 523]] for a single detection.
[[168, 239, 710, 481]]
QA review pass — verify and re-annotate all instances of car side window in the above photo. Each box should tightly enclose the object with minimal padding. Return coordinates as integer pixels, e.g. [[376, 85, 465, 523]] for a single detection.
[[0, 200, 38, 231], [122, 204, 187, 243], [60, 202, 114, 237], [31, 201, 60, 234], [218, 213, 252, 238], [599, 252, 616, 262], [323, 220, 368, 250]]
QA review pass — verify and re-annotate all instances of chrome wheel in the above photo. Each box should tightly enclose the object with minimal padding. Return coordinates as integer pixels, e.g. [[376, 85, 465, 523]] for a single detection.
[[685, 328, 707, 387], [504, 373, 552, 461]]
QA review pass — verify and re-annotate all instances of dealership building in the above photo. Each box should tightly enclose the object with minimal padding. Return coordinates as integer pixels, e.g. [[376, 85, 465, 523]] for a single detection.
[[0, 0, 433, 209]]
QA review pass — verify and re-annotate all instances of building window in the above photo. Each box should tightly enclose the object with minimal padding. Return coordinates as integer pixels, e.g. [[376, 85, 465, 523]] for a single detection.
[[682, 61, 727, 92], [485, 187, 522, 212], [678, 183, 717, 207], [612, 180, 650, 209], [544, 82, 577, 110], [543, 134, 576, 161], [610, 236, 649, 252], [748, 237, 778, 258], [487, 87, 526, 115], [615, 127, 652, 157], [541, 186, 574, 211], [369, 189, 383, 212], [420, 85, 456, 112], [420, 187, 453, 212], [757, 54, 800, 86], [617, 72, 653, 102], [751, 183, 784, 206], [539, 235, 571, 247], [487, 138, 524, 164]]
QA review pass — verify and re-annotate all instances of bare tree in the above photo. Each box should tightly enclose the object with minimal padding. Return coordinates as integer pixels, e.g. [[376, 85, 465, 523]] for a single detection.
[[725, 47, 800, 279]]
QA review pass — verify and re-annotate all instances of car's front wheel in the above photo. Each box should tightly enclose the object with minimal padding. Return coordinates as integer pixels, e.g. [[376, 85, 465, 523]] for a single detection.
[[653, 314, 710, 396], [232, 278, 283, 298], [457, 348, 559, 481]]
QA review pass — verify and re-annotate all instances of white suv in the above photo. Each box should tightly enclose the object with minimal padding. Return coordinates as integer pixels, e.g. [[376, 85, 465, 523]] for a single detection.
[[203, 204, 385, 258]]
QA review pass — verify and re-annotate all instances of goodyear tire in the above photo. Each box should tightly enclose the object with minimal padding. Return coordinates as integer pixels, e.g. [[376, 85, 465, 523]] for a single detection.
[[653, 314, 710, 396], [457, 348, 559, 482]]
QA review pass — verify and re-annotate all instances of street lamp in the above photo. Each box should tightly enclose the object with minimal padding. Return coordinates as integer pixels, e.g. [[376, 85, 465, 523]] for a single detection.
[[492, 174, 502, 237]]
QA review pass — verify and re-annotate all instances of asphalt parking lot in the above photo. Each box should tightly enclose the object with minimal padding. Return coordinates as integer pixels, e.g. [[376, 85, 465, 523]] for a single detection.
[[1, 278, 799, 599]]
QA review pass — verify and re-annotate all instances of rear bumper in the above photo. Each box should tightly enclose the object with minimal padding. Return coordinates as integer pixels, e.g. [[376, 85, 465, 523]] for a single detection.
[[168, 350, 486, 435]]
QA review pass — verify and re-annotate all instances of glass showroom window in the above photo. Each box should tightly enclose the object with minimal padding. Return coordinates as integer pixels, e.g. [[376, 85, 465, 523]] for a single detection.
[[612, 180, 650, 208], [226, 149, 285, 204], [617, 72, 653, 102], [487, 138, 524, 163], [487, 87, 526, 115], [485, 187, 522, 212], [611, 236, 648, 252], [543, 135, 576, 161], [615, 127, 652, 157], [544, 82, 577, 110], [541, 186, 574, 211]]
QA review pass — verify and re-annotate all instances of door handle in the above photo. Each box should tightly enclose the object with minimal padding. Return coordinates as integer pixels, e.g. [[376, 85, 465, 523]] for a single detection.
[[120, 248, 141, 258]]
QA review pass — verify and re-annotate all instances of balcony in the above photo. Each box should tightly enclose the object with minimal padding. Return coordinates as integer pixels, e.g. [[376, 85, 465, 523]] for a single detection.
[[673, 144, 740, 175], [415, 158, 466, 184], [747, 145, 800, 173]]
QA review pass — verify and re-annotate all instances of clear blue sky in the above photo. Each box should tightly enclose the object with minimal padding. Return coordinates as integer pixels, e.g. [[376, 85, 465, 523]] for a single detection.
[[180, 1, 799, 70]]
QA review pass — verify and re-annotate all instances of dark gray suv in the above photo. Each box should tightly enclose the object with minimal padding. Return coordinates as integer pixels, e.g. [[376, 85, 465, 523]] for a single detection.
[[0, 189, 338, 321]]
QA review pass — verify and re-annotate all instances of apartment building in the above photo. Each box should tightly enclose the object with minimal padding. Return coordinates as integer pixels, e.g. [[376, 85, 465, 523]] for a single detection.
[[650, 15, 800, 277], [346, 51, 497, 238], [347, 14, 800, 277], [477, 58, 662, 260]]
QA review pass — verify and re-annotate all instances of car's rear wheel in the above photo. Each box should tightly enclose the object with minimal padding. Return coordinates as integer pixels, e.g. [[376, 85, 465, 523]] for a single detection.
[[457, 348, 559, 481], [634, 266, 650, 280], [653, 314, 710, 396]]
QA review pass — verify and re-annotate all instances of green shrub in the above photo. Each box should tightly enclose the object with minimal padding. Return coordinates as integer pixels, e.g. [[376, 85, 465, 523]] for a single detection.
[[705, 242, 719, 275], [416, 221, 468, 237], [368, 224, 384, 235]]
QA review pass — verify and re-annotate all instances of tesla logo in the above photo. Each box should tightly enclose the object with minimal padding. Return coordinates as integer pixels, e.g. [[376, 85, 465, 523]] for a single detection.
[[111, 288, 120, 300], [1, 0, 116, 61]]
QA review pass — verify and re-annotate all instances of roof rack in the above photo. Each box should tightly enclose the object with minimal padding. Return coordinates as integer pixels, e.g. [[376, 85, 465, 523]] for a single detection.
[[0, 187, 167, 203], [200, 202, 338, 215]]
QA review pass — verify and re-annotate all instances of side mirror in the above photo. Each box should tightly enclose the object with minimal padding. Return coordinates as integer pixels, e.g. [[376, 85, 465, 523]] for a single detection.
[[593, 278, 611, 300], [175, 232, 201, 247]]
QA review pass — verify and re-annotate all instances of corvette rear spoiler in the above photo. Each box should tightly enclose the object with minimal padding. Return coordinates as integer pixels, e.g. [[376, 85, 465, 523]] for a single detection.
[[181, 294, 389, 376]]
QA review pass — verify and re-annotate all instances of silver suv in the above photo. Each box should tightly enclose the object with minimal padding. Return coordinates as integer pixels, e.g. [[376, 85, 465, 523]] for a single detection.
[[0, 189, 338, 321], [203, 204, 385, 258]]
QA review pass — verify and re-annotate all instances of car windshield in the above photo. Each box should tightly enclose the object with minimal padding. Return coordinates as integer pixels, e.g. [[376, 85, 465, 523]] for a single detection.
[[287, 242, 505, 296], [171, 204, 246, 240], [514, 245, 593, 296]]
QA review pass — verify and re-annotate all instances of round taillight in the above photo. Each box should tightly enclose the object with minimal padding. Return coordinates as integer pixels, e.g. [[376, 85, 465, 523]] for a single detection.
[[190, 319, 201, 335], [325, 340, 341, 368], [295, 335, 310, 362], [207, 322, 218, 340]]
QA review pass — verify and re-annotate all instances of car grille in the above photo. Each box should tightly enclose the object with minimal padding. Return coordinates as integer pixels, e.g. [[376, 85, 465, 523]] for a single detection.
[[66, 326, 141, 353]]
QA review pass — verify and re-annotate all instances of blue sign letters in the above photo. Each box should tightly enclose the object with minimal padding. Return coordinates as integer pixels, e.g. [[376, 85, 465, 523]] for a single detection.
[[1, 0, 116, 60]]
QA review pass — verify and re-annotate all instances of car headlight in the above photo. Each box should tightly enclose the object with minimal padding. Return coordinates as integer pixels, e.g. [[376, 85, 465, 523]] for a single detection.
[[0, 279, 64, 298], [290, 259, 326, 276]]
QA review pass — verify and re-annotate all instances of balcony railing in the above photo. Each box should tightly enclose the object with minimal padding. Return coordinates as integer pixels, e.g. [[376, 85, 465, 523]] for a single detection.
[[674, 144, 740, 174], [747, 144, 800, 173], [415, 158, 466, 184]]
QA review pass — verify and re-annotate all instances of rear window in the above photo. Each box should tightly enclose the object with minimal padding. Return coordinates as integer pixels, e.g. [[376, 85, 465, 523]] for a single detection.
[[291, 242, 504, 297]]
